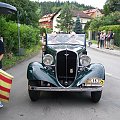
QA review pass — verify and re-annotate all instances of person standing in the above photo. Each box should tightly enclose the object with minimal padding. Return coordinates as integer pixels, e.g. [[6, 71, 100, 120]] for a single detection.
[[0, 35, 5, 108], [100, 31, 105, 48], [110, 31, 115, 50], [97, 31, 101, 48], [106, 31, 111, 49], [102, 30, 106, 48]]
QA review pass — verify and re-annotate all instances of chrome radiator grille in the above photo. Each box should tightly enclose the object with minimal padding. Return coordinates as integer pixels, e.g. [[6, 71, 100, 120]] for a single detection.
[[56, 50, 77, 87]]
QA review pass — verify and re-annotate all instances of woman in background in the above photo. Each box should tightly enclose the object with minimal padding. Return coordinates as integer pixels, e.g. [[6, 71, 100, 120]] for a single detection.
[[100, 31, 105, 48]]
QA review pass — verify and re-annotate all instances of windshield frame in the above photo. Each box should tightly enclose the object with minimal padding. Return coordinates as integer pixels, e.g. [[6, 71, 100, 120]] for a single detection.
[[46, 33, 86, 47]]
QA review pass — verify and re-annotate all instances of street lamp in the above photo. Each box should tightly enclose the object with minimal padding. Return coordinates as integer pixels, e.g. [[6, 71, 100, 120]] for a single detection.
[[17, 11, 21, 55]]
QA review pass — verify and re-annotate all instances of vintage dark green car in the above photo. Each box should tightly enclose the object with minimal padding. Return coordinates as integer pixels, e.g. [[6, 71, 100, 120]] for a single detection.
[[27, 33, 105, 103]]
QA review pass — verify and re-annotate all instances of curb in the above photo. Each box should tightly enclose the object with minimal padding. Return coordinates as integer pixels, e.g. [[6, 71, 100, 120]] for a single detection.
[[88, 45, 120, 57]]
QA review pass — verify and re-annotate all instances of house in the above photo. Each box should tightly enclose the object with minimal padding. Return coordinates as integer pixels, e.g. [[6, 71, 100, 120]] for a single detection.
[[39, 9, 91, 32], [39, 13, 54, 28], [83, 8, 103, 18], [70, 10, 91, 29], [39, 9, 61, 29]]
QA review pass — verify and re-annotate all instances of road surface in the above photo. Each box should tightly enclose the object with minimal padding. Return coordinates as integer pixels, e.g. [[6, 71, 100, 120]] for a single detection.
[[0, 48, 120, 120]]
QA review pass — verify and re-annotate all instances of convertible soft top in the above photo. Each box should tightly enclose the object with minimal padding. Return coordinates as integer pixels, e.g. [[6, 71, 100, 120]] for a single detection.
[[0, 2, 17, 14]]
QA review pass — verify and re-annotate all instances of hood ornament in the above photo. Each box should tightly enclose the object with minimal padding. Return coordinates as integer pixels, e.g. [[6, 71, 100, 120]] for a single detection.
[[64, 53, 69, 57]]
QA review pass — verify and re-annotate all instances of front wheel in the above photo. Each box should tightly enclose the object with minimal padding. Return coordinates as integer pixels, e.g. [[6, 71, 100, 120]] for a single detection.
[[91, 91, 102, 103], [28, 80, 40, 102]]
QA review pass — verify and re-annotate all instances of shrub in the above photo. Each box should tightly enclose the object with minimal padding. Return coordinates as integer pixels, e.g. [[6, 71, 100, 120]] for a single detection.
[[0, 17, 40, 54]]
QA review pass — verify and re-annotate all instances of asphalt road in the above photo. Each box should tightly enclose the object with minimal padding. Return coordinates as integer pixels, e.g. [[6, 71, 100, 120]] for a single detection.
[[0, 48, 120, 120]]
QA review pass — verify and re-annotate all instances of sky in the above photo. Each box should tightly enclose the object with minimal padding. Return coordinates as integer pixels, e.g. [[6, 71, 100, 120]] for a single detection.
[[30, 0, 107, 9]]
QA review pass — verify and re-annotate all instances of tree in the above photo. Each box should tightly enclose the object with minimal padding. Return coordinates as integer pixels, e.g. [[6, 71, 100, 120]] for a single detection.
[[56, 3, 74, 33], [88, 11, 120, 31], [102, 11, 120, 25], [103, 0, 120, 15], [73, 16, 82, 34], [89, 17, 102, 31], [84, 21, 91, 32], [0, 0, 40, 27]]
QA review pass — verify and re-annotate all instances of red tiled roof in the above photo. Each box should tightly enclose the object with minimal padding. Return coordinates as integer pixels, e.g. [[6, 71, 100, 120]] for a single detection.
[[39, 13, 55, 22], [71, 10, 91, 19], [83, 9, 98, 14], [39, 9, 61, 23]]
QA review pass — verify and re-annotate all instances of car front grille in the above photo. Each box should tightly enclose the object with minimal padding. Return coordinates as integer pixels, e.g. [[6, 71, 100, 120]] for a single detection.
[[56, 50, 77, 87]]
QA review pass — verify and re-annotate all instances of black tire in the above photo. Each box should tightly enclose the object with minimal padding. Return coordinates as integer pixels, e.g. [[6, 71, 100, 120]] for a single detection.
[[28, 80, 40, 102], [91, 91, 102, 103]]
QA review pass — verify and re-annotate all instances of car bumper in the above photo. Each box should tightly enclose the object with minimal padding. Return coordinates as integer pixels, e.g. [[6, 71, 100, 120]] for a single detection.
[[28, 85, 103, 92]]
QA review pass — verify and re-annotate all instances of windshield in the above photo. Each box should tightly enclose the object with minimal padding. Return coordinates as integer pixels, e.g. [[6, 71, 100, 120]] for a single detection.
[[47, 34, 86, 46]]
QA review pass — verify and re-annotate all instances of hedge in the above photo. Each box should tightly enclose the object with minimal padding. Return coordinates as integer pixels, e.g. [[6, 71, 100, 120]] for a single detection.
[[0, 17, 40, 54], [99, 25, 120, 47]]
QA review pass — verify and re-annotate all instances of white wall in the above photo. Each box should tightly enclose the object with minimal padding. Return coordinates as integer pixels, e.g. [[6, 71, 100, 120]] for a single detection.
[[53, 11, 61, 32]]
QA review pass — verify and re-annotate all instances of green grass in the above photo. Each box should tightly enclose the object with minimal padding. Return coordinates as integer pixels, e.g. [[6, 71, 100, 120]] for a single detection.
[[2, 44, 41, 70], [91, 40, 97, 44]]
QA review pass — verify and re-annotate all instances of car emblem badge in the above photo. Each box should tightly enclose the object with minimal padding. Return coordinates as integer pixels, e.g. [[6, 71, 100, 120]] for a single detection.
[[64, 53, 69, 56]]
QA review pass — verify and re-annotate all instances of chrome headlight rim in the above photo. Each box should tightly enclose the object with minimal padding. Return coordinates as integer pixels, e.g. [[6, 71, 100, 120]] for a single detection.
[[43, 54, 54, 66], [80, 55, 91, 67]]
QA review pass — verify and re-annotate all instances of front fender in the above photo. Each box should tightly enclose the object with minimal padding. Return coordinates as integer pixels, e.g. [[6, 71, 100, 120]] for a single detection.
[[27, 62, 60, 87], [73, 63, 105, 87]]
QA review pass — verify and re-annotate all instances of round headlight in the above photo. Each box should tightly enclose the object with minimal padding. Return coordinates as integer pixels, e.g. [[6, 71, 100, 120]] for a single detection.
[[80, 55, 91, 67], [43, 54, 54, 65]]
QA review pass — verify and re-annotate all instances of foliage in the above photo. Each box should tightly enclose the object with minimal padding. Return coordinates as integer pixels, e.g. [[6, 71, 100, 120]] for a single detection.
[[84, 21, 91, 32], [39, 1, 94, 16], [102, 11, 120, 26], [73, 16, 82, 34], [39, 27, 52, 36], [89, 17, 102, 31], [89, 11, 120, 31], [0, 0, 40, 27], [90, 40, 97, 44], [39, 27, 47, 35], [0, 17, 40, 54], [103, 0, 120, 15], [99, 25, 120, 47], [20, 25, 40, 48], [56, 3, 74, 33]]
